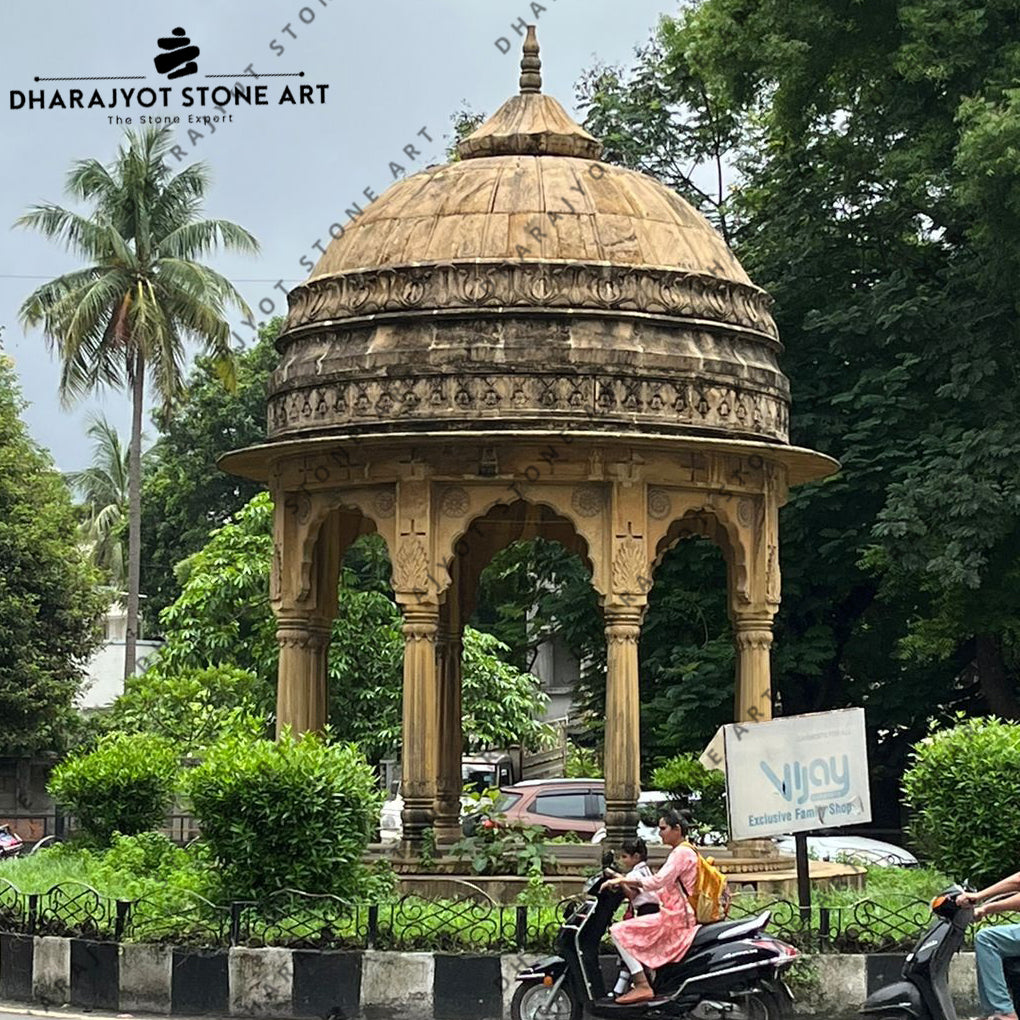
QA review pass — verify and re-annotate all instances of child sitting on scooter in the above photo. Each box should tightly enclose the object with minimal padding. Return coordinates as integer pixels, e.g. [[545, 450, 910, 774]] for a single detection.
[[610, 837, 661, 997]]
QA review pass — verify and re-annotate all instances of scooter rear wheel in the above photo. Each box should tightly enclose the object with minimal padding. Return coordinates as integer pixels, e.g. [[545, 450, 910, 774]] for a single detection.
[[510, 980, 580, 1020], [744, 987, 791, 1020]]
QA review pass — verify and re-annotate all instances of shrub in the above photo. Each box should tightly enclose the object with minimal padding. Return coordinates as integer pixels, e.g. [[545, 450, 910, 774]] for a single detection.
[[565, 740, 603, 778], [903, 716, 1020, 884], [650, 752, 727, 836], [449, 818, 555, 876], [48, 733, 178, 845], [185, 731, 381, 900]]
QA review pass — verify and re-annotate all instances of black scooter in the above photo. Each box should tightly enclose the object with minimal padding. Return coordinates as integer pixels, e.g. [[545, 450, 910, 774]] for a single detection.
[[511, 867, 797, 1020], [860, 885, 976, 1020]]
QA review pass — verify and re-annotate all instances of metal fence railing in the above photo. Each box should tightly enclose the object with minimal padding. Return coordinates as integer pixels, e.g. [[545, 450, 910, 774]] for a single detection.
[[0, 877, 1008, 954]]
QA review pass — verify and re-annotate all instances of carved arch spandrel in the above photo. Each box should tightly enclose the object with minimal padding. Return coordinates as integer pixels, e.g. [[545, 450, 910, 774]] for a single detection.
[[646, 489, 754, 610], [432, 482, 609, 598], [270, 484, 396, 612]]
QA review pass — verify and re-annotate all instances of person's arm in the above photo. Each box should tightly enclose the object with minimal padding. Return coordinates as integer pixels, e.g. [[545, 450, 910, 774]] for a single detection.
[[958, 872, 1020, 907], [976, 892, 1020, 919]]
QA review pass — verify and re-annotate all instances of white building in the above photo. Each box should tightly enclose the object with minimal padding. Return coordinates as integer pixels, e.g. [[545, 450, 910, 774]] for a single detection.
[[77, 602, 161, 709]]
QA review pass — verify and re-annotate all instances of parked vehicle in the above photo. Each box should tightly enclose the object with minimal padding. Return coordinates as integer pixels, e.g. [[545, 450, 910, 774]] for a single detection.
[[589, 790, 675, 845], [463, 779, 610, 839], [379, 739, 570, 841], [773, 834, 917, 867], [0, 824, 23, 859], [859, 884, 973, 1020], [511, 862, 797, 1019]]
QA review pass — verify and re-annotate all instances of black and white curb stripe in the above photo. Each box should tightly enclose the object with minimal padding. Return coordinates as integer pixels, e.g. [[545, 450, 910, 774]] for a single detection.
[[0, 936, 983, 1018]]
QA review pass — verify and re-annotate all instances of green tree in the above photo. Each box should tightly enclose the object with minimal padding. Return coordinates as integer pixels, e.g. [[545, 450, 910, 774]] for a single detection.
[[107, 664, 267, 755], [0, 347, 106, 754], [571, 2, 1020, 810], [16, 127, 259, 678], [147, 493, 551, 762], [678, 0, 1020, 730], [140, 319, 281, 622], [67, 415, 133, 590]]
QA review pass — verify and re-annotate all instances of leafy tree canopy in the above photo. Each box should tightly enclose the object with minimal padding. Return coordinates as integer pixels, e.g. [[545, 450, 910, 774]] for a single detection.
[[16, 126, 259, 676], [140, 318, 281, 622], [572, 0, 1020, 804], [0, 349, 106, 753]]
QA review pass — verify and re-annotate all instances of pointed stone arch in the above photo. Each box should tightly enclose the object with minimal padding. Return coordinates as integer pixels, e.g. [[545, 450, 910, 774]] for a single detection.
[[269, 481, 397, 737]]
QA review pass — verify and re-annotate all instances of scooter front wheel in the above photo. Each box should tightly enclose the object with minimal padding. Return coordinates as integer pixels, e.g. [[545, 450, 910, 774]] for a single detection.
[[510, 980, 580, 1020]]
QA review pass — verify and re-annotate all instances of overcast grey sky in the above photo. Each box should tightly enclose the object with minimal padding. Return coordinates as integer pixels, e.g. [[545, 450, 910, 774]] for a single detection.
[[1, 0, 676, 472]]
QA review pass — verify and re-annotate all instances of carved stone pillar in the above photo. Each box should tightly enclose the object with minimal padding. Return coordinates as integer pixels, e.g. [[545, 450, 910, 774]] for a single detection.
[[733, 612, 775, 723], [400, 603, 440, 849], [275, 615, 332, 737], [604, 604, 644, 850], [434, 625, 464, 845]]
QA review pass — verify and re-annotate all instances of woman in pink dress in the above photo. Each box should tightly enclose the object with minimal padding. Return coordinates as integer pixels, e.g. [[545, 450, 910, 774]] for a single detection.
[[602, 809, 700, 1004]]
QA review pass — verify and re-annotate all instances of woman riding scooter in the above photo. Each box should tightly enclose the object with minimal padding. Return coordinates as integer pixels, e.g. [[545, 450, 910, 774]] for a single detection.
[[602, 809, 700, 1004]]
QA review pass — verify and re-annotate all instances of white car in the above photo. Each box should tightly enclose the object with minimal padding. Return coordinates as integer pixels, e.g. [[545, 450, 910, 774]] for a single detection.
[[378, 789, 404, 843], [590, 790, 674, 845], [377, 780, 482, 843], [772, 834, 917, 867]]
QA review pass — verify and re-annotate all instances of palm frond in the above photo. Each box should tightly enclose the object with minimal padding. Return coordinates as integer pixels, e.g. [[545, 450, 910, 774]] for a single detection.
[[65, 158, 119, 206], [155, 257, 254, 322], [150, 163, 210, 238], [158, 219, 260, 260], [13, 205, 111, 260]]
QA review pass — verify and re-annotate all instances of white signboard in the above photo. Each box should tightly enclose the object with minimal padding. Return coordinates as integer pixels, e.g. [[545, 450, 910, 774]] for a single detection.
[[704, 708, 871, 841]]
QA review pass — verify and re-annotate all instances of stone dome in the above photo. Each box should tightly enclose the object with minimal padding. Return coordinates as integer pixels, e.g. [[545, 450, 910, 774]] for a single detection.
[[307, 155, 754, 287], [267, 28, 790, 453]]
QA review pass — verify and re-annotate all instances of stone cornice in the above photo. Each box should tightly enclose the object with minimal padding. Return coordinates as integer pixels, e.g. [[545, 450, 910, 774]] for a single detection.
[[284, 260, 779, 344]]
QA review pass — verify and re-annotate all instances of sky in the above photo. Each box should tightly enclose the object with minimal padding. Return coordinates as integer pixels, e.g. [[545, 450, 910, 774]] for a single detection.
[[0, 0, 677, 473]]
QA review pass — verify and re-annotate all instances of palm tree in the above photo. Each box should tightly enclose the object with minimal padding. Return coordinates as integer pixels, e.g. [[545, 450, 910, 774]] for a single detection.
[[67, 415, 134, 592], [17, 127, 259, 679]]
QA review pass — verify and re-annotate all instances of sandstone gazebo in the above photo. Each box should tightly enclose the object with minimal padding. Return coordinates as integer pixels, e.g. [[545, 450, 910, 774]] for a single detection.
[[221, 29, 837, 853]]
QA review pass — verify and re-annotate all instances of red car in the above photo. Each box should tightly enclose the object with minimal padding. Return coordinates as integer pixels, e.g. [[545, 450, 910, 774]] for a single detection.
[[0, 824, 23, 859], [466, 779, 607, 838]]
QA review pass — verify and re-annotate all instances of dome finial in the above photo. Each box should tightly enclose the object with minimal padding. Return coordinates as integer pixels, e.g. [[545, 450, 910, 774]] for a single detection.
[[519, 25, 542, 94]]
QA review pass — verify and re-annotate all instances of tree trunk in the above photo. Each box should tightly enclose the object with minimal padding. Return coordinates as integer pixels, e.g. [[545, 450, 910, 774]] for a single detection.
[[124, 349, 144, 680], [975, 633, 1020, 720]]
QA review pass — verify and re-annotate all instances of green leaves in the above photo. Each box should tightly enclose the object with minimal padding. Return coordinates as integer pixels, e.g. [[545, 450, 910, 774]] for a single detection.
[[138, 491, 552, 763], [140, 318, 282, 620], [903, 716, 1020, 884], [651, 753, 727, 837], [185, 733, 381, 899], [0, 354, 107, 754], [48, 733, 178, 845]]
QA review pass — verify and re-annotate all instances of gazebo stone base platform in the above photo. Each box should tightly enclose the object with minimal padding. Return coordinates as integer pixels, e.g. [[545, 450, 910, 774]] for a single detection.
[[370, 843, 865, 903]]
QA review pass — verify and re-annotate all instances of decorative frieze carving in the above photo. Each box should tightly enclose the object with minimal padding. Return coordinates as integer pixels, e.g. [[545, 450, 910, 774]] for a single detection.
[[267, 373, 789, 443], [284, 261, 779, 342], [373, 490, 396, 519]]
